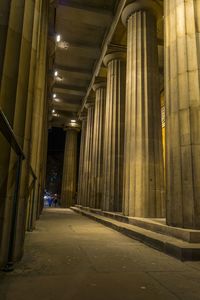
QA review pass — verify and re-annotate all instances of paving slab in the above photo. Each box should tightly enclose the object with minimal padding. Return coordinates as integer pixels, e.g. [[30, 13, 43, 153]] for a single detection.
[[1, 208, 200, 299]]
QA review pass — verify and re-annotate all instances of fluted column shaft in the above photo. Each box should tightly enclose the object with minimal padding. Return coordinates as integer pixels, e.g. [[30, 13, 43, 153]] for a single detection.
[[0, 0, 34, 266], [82, 104, 95, 207], [11, 0, 42, 261], [61, 129, 79, 208], [0, 0, 11, 84], [165, 0, 200, 228], [102, 53, 126, 212], [30, 0, 48, 224], [22, 0, 44, 225], [90, 84, 106, 208], [0, 0, 49, 266], [122, 2, 164, 217], [77, 117, 87, 205]]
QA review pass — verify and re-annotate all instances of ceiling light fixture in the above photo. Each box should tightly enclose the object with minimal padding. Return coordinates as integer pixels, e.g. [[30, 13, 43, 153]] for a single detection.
[[59, 41, 70, 50], [56, 34, 61, 42]]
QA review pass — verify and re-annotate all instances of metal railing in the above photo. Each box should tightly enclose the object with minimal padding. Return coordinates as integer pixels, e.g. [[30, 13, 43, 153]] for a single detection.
[[0, 108, 37, 271], [26, 166, 37, 232]]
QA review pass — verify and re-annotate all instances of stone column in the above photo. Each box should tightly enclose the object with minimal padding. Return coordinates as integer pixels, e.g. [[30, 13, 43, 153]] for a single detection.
[[121, 0, 165, 218], [77, 114, 87, 206], [61, 127, 79, 208], [82, 102, 95, 207], [102, 52, 126, 212], [90, 82, 106, 209], [0, 0, 31, 267], [30, 0, 48, 224], [22, 0, 43, 224], [0, 0, 11, 84], [10, 0, 39, 261], [165, 0, 200, 228]]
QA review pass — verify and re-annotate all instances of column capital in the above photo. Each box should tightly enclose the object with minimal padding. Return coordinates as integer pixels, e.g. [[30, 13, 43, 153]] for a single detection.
[[92, 81, 106, 92], [85, 101, 95, 109], [103, 51, 126, 67], [64, 123, 81, 132], [79, 113, 87, 121], [121, 0, 162, 26]]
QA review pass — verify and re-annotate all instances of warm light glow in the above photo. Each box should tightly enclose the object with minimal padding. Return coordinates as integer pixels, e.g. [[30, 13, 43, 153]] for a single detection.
[[56, 34, 61, 42], [53, 94, 56, 98], [52, 109, 56, 113], [71, 120, 76, 123], [54, 71, 58, 77]]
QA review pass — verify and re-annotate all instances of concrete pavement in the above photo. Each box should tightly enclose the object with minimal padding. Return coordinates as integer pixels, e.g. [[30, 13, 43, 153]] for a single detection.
[[1, 208, 200, 300]]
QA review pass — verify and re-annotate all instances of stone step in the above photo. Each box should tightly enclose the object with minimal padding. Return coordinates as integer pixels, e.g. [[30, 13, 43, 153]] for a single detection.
[[75, 206, 200, 243], [71, 206, 200, 261]]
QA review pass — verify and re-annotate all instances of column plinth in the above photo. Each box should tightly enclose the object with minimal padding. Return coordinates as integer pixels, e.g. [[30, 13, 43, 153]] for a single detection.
[[102, 52, 126, 212], [122, 0, 165, 218]]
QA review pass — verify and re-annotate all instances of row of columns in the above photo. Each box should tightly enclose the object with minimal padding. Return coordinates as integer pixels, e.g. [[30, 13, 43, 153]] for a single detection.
[[0, 0, 49, 267], [77, 0, 200, 229]]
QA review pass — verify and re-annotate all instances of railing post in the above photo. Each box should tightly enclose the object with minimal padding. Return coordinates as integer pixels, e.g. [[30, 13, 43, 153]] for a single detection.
[[3, 155, 23, 272], [29, 179, 36, 231]]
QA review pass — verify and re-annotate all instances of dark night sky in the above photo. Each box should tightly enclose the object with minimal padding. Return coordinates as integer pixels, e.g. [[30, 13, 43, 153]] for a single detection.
[[46, 127, 65, 194], [46, 127, 81, 195], [48, 127, 65, 153]]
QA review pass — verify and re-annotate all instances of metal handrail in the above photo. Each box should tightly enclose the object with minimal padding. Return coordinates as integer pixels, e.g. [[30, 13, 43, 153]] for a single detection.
[[0, 109, 25, 159], [0, 108, 37, 271]]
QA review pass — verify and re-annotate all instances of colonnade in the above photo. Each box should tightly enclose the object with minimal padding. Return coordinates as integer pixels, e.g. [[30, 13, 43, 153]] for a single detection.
[[76, 0, 200, 230], [0, 0, 49, 267]]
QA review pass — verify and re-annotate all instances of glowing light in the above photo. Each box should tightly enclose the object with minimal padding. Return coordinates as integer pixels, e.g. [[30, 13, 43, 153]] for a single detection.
[[71, 120, 76, 123], [56, 34, 61, 42], [53, 94, 56, 98], [52, 109, 56, 114], [54, 71, 58, 77]]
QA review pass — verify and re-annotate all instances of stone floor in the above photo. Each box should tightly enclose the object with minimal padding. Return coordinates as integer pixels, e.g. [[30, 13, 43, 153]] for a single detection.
[[1, 209, 200, 300]]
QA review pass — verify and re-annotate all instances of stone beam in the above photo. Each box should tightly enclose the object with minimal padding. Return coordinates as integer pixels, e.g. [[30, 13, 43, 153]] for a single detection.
[[57, 42, 101, 59], [54, 83, 86, 92], [53, 86, 86, 97], [57, 0, 113, 17], [79, 0, 127, 114], [54, 64, 91, 78], [53, 102, 80, 113], [57, 2, 113, 27]]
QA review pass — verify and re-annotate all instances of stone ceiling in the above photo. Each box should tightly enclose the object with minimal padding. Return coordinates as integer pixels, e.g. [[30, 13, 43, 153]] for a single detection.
[[48, 0, 164, 128]]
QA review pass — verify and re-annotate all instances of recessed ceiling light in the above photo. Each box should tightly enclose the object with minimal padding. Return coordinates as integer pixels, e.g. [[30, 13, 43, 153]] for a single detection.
[[55, 76, 63, 82], [56, 34, 61, 42], [58, 41, 70, 50]]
